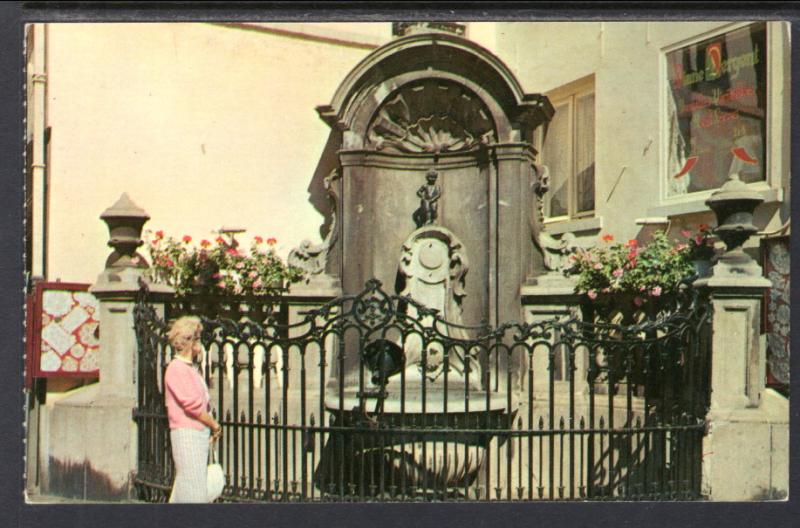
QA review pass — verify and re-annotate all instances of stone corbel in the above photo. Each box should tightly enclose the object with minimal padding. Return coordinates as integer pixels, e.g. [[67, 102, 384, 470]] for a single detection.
[[287, 168, 341, 281]]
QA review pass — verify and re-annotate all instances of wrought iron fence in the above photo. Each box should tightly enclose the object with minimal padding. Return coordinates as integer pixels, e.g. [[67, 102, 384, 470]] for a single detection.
[[133, 279, 711, 502]]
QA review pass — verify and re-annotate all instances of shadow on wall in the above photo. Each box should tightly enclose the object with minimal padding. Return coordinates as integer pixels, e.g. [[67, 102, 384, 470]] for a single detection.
[[47, 457, 130, 501], [307, 131, 342, 241]]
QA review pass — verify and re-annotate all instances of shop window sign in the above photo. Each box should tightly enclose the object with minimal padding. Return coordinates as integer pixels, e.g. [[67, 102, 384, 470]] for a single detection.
[[666, 23, 767, 196]]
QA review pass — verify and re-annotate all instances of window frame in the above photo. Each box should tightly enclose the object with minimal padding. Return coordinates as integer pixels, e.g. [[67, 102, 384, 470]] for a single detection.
[[657, 21, 784, 208], [538, 74, 596, 224]]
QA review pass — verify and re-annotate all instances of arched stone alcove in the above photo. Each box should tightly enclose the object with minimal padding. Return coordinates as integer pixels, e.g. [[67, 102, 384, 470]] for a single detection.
[[315, 31, 553, 330]]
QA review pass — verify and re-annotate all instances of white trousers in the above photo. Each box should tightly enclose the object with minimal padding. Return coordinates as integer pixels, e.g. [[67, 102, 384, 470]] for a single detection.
[[169, 428, 210, 503]]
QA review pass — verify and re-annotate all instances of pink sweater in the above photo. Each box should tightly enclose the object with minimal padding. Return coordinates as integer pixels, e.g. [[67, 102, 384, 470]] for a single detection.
[[164, 358, 210, 431]]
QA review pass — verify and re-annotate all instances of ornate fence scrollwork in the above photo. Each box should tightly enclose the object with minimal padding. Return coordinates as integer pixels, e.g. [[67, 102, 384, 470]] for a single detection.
[[133, 280, 710, 502]]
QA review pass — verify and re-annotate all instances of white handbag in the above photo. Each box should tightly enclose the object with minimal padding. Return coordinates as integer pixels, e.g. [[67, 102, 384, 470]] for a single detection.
[[206, 447, 225, 503]]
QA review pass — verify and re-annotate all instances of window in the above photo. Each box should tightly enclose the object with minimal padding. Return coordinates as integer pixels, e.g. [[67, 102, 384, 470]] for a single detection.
[[539, 77, 595, 220], [665, 23, 767, 196]]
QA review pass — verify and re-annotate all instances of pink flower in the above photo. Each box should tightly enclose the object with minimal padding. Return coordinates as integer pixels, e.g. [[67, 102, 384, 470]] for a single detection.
[[695, 234, 704, 245], [254, 236, 264, 244], [651, 286, 662, 297], [155, 230, 164, 240], [227, 248, 239, 256], [218, 281, 227, 289], [681, 229, 692, 238], [248, 271, 258, 279], [182, 235, 192, 243], [593, 263, 603, 270], [612, 268, 624, 278], [266, 237, 277, 246], [235, 261, 245, 269], [676, 243, 689, 251], [587, 290, 598, 300], [253, 278, 263, 289], [633, 296, 644, 307], [165, 258, 174, 268]]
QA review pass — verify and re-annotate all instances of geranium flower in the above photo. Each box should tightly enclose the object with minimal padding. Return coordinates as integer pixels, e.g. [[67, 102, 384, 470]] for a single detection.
[[267, 237, 277, 246], [626, 239, 638, 248], [218, 281, 227, 289], [165, 258, 174, 267], [681, 229, 692, 238], [235, 262, 245, 269], [612, 268, 624, 278], [651, 286, 662, 297], [200, 239, 211, 248], [601, 234, 614, 242], [248, 271, 258, 279], [699, 224, 710, 232], [155, 230, 164, 240], [254, 236, 264, 244], [215, 236, 226, 245], [227, 248, 239, 256], [633, 296, 644, 307], [182, 235, 192, 243]]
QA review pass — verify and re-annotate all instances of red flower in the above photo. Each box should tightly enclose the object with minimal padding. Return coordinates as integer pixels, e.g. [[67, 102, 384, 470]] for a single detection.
[[254, 236, 264, 244], [165, 258, 175, 268], [226, 248, 239, 256], [155, 230, 164, 240], [200, 239, 211, 248], [215, 236, 226, 245], [633, 296, 644, 307], [601, 234, 614, 242], [182, 235, 192, 243], [267, 237, 277, 246], [626, 239, 638, 248], [698, 224, 710, 232]]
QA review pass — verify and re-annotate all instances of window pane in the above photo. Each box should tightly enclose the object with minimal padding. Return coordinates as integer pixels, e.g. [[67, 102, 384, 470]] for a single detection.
[[575, 93, 595, 213], [666, 23, 767, 196], [542, 102, 570, 217]]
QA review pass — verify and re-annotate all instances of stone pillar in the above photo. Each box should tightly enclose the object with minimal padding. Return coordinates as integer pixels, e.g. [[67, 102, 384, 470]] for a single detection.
[[45, 194, 172, 500], [520, 273, 584, 400], [696, 175, 789, 501]]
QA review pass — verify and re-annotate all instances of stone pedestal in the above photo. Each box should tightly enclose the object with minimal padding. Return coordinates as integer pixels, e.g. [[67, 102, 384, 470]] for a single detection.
[[520, 274, 584, 399], [44, 194, 175, 500], [45, 267, 172, 500], [695, 275, 789, 501]]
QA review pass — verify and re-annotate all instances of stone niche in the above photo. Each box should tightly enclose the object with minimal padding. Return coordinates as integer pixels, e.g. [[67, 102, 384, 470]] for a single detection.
[[315, 32, 553, 329]]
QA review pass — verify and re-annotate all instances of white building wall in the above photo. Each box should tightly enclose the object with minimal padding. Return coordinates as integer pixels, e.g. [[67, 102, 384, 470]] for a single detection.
[[45, 22, 388, 283]]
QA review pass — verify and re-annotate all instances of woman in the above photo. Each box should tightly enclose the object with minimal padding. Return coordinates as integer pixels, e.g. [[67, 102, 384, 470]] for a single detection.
[[164, 315, 222, 503]]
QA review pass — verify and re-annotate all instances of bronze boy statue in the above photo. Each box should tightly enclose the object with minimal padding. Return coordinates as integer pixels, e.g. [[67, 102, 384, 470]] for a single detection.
[[413, 169, 442, 228]]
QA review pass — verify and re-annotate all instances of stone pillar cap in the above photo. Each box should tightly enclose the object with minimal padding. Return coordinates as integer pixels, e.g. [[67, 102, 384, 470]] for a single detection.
[[705, 173, 765, 207], [100, 193, 150, 221]]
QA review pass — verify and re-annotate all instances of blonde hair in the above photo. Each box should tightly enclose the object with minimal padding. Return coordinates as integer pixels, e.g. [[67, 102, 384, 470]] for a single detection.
[[167, 316, 202, 353]]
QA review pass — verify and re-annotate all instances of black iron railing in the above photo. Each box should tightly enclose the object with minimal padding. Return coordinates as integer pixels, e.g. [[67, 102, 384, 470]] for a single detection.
[[133, 279, 710, 502]]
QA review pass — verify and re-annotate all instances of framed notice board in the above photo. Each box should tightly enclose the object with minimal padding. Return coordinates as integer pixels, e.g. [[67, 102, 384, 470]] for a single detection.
[[26, 282, 100, 383]]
